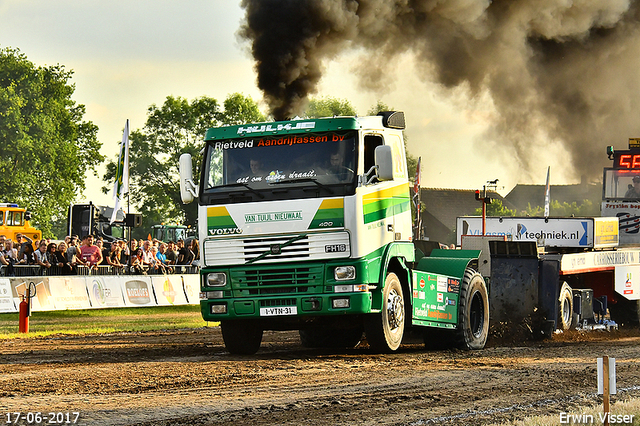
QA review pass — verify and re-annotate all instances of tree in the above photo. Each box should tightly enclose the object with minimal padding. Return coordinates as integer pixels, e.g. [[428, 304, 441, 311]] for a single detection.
[[0, 47, 103, 237], [474, 199, 518, 216], [524, 200, 599, 217], [305, 97, 356, 118], [103, 93, 265, 234]]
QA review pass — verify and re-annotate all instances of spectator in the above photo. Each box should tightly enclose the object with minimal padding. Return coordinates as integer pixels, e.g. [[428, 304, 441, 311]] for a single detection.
[[15, 233, 33, 260], [165, 241, 177, 265], [118, 240, 130, 266], [190, 239, 200, 267], [141, 240, 155, 269], [149, 245, 165, 274], [157, 243, 168, 265], [79, 235, 102, 269], [66, 236, 79, 262], [34, 241, 52, 273], [95, 238, 107, 265], [46, 242, 57, 264], [0, 239, 18, 276], [130, 248, 147, 275], [106, 243, 124, 271], [53, 242, 75, 275], [176, 239, 194, 265], [19, 241, 35, 265]]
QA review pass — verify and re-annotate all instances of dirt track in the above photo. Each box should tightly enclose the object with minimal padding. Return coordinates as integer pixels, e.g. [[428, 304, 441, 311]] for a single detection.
[[1, 327, 640, 426]]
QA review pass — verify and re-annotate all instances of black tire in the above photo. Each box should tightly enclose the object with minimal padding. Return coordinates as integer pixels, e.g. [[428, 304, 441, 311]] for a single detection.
[[609, 298, 640, 327], [365, 272, 405, 352], [299, 327, 363, 348], [454, 269, 489, 350], [558, 282, 573, 331], [220, 320, 263, 355]]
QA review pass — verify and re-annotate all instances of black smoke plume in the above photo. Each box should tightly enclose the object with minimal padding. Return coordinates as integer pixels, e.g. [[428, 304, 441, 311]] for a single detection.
[[239, 0, 640, 181]]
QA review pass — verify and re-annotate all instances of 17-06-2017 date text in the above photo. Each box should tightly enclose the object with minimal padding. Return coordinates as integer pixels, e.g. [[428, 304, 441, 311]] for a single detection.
[[5, 412, 80, 424]]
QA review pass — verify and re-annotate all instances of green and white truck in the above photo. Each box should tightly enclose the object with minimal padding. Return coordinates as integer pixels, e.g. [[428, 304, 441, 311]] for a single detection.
[[179, 111, 489, 354]]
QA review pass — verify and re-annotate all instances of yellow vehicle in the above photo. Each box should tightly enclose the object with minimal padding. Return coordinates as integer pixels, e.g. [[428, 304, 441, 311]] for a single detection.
[[0, 203, 41, 244]]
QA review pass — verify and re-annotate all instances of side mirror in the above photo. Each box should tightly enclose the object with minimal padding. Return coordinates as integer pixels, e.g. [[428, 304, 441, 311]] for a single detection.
[[179, 153, 199, 204], [375, 145, 394, 181]]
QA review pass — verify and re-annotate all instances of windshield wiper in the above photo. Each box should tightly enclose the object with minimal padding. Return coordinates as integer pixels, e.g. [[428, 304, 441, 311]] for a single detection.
[[270, 178, 334, 194], [216, 182, 264, 199]]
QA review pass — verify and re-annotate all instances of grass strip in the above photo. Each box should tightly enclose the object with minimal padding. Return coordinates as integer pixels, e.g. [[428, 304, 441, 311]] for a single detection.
[[0, 305, 210, 339]]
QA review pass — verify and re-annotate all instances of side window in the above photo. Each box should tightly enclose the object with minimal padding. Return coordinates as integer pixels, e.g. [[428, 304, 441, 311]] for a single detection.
[[387, 134, 406, 180], [364, 135, 383, 174]]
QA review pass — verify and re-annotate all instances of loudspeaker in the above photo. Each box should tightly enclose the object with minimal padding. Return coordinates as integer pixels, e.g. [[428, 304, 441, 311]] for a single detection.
[[125, 213, 142, 228]]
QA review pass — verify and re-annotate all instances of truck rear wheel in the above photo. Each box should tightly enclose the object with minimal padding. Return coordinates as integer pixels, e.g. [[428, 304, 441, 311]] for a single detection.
[[558, 282, 574, 330], [455, 269, 489, 350], [221, 320, 263, 355], [365, 272, 405, 352]]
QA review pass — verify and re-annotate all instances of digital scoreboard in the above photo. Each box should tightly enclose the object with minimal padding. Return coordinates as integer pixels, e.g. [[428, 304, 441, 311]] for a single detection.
[[613, 151, 640, 169]]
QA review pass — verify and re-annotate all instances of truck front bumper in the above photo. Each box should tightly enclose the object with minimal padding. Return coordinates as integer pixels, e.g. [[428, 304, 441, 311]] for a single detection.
[[200, 291, 373, 322]]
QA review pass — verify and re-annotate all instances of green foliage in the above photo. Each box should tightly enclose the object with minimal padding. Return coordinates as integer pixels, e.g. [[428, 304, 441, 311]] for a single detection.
[[103, 93, 264, 233], [305, 96, 356, 118], [0, 47, 103, 237], [475, 199, 600, 217], [524, 199, 599, 217], [474, 199, 518, 216]]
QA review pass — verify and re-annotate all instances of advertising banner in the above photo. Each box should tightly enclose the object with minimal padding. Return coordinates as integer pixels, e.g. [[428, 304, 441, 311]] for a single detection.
[[48, 277, 92, 310], [121, 277, 156, 306], [13, 278, 55, 311], [87, 276, 127, 308], [182, 274, 200, 304], [615, 265, 640, 301], [0, 278, 17, 313], [456, 216, 618, 249], [151, 275, 189, 306]]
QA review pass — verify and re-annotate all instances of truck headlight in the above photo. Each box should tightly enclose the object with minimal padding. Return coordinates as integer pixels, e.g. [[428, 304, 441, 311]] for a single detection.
[[334, 266, 356, 281], [210, 303, 227, 314], [207, 272, 227, 287]]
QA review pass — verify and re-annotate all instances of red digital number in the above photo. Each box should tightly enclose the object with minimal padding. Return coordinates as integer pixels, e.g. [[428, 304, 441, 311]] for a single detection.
[[617, 154, 640, 169]]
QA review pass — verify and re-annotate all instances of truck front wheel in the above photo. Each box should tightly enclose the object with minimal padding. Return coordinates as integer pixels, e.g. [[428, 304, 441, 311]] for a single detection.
[[221, 320, 263, 355], [455, 269, 489, 350], [365, 272, 405, 352]]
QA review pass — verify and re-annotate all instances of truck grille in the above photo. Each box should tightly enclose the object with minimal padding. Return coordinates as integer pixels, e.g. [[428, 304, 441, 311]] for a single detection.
[[203, 232, 350, 266], [231, 265, 324, 296]]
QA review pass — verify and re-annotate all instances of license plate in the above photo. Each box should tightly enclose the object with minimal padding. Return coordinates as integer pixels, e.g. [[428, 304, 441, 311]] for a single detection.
[[259, 306, 298, 316]]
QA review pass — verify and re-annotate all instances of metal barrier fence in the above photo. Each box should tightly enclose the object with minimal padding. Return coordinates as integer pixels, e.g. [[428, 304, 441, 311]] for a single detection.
[[0, 264, 198, 277]]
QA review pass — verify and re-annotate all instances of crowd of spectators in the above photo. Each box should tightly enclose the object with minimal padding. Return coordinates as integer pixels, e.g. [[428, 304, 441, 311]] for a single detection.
[[0, 233, 200, 277]]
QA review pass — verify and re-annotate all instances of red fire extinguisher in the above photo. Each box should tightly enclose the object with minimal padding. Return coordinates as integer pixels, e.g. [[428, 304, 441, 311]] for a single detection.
[[18, 282, 35, 334]]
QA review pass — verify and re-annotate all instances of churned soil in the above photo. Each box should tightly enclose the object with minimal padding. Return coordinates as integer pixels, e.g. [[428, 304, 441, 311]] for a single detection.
[[1, 327, 640, 425]]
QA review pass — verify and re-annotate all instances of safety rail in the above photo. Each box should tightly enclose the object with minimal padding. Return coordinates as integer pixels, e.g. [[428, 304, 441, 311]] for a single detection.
[[0, 264, 198, 277]]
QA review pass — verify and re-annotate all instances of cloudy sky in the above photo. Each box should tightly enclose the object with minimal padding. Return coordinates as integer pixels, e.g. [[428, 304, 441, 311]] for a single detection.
[[0, 0, 569, 207]]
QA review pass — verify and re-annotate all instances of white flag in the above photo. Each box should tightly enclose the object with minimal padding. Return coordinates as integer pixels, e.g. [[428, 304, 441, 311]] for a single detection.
[[110, 120, 130, 224], [544, 166, 550, 217]]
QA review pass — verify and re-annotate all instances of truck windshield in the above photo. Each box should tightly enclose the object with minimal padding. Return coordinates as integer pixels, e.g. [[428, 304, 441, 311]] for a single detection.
[[603, 168, 640, 200], [201, 130, 357, 203]]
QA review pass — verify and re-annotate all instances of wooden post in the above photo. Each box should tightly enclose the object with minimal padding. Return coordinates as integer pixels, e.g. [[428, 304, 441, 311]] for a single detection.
[[603, 355, 610, 426]]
